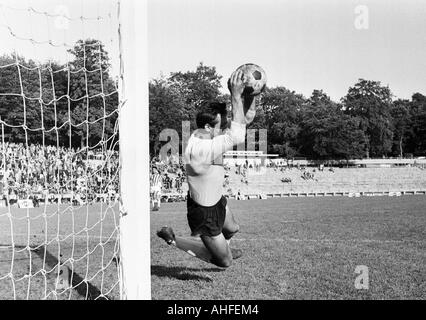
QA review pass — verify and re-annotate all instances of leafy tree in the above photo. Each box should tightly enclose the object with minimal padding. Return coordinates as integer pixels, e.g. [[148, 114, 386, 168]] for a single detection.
[[342, 79, 394, 158], [149, 79, 187, 155], [67, 39, 118, 148], [0, 55, 27, 141], [261, 87, 306, 157], [299, 90, 365, 159], [408, 93, 426, 155], [0, 40, 119, 149], [168, 62, 222, 127], [390, 99, 411, 157], [148, 63, 224, 156], [0, 55, 53, 144]]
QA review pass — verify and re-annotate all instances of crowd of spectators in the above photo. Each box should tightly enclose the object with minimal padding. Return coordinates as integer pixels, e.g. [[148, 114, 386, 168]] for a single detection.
[[273, 164, 337, 184], [301, 170, 316, 181], [0, 142, 119, 205], [233, 161, 258, 185], [150, 155, 186, 194]]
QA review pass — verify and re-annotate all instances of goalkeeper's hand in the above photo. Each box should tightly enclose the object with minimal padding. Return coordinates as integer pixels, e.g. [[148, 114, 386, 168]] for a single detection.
[[229, 69, 256, 125]]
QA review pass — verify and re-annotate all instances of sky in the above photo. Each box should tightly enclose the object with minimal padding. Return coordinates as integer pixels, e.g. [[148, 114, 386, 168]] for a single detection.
[[0, 0, 121, 78], [0, 0, 425, 102], [148, 0, 426, 101]]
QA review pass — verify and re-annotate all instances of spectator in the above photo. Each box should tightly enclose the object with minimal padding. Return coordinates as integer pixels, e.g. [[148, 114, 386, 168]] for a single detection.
[[0, 142, 119, 205]]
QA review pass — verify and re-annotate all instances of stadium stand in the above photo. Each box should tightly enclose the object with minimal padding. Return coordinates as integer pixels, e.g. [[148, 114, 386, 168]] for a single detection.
[[147, 154, 426, 202], [226, 166, 426, 198], [0, 142, 119, 206]]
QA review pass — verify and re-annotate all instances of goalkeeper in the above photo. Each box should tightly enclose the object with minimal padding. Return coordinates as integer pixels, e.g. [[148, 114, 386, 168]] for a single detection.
[[157, 69, 256, 268]]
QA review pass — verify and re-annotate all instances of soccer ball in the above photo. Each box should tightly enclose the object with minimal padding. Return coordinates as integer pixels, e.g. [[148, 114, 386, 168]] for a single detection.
[[228, 63, 267, 96]]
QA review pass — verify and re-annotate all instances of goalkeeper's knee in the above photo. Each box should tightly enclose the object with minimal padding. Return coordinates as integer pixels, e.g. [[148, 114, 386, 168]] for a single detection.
[[223, 224, 240, 240]]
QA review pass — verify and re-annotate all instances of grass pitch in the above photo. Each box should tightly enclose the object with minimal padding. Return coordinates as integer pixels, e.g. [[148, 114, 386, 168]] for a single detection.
[[0, 203, 120, 300], [151, 196, 426, 300], [1, 196, 424, 300]]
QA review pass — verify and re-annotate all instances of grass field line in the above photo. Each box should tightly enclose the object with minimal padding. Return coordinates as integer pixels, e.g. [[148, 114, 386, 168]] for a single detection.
[[182, 236, 426, 244], [0, 233, 118, 245], [3, 234, 423, 246]]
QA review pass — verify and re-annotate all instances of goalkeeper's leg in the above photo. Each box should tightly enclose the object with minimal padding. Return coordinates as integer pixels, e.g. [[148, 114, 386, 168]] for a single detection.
[[157, 227, 240, 268], [222, 205, 240, 245]]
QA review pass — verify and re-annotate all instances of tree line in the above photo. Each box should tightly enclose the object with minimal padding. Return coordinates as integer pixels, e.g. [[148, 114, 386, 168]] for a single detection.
[[150, 63, 426, 160], [0, 39, 118, 150], [1, 40, 424, 160]]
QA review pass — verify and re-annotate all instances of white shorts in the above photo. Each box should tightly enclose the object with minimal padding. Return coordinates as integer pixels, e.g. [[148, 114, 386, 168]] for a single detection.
[[151, 186, 162, 198]]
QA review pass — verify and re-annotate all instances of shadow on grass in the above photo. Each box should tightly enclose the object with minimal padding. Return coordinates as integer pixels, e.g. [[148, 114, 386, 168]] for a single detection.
[[32, 246, 110, 300], [0, 244, 110, 299], [151, 265, 224, 282]]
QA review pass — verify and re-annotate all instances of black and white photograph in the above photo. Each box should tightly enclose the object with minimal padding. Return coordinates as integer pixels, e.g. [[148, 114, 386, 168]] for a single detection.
[[149, 0, 425, 301], [0, 0, 425, 304]]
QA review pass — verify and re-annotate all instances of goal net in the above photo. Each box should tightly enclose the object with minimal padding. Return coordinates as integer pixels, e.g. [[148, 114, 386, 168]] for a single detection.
[[0, 0, 148, 300]]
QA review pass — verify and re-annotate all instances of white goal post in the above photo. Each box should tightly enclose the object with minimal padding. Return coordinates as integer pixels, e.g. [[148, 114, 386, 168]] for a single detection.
[[118, 0, 150, 300], [0, 0, 150, 300]]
